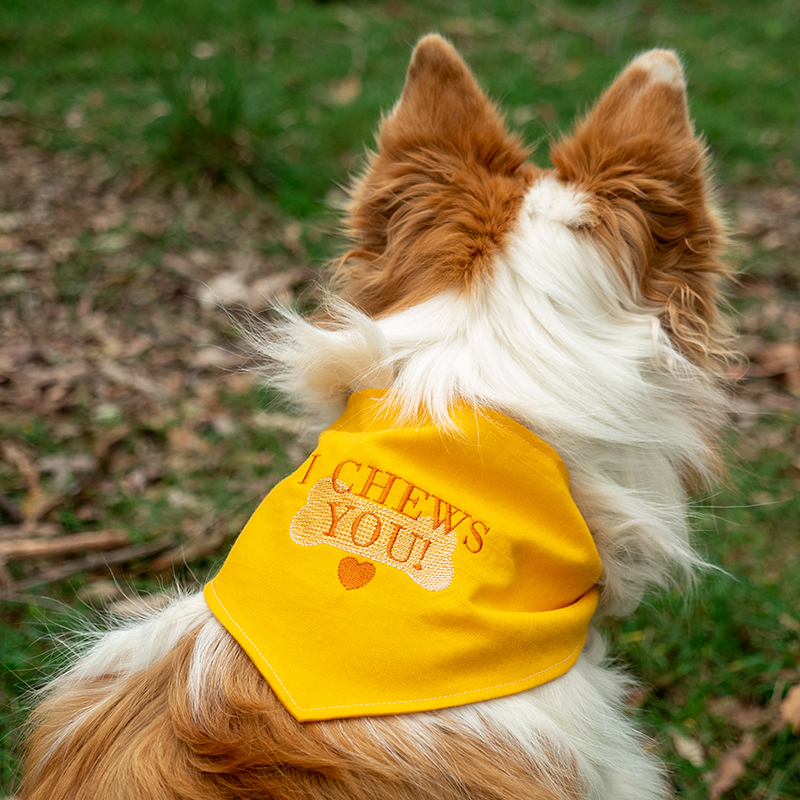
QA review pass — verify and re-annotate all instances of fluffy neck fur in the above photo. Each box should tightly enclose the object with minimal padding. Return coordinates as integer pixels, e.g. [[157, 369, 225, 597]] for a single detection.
[[255, 39, 730, 618], [257, 178, 726, 617]]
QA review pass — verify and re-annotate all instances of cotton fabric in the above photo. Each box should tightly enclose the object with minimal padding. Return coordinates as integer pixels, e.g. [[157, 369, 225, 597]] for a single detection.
[[205, 390, 602, 721]]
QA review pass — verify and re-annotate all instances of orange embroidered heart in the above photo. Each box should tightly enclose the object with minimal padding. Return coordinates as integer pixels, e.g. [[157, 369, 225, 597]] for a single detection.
[[338, 557, 376, 590]]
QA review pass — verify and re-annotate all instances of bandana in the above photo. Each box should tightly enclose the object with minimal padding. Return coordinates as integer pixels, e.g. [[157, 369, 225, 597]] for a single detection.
[[204, 390, 602, 721]]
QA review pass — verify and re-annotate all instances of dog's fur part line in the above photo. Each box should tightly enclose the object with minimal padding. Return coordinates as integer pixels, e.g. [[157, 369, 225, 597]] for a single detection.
[[21, 36, 730, 800]]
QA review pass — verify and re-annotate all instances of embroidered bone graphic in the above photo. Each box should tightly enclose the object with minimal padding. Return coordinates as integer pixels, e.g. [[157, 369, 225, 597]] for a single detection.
[[290, 478, 457, 591]]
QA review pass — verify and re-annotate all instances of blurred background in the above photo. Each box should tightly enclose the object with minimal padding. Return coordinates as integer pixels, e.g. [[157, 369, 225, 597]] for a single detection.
[[1, 1, 799, 797]]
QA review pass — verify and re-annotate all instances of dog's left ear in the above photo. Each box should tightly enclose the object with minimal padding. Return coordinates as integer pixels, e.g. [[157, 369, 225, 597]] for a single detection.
[[341, 35, 535, 316], [551, 50, 729, 367]]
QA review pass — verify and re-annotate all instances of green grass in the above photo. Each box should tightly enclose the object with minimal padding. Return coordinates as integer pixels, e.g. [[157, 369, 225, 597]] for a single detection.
[[614, 473, 800, 796], [2, 1, 798, 207], [2, 0, 800, 797]]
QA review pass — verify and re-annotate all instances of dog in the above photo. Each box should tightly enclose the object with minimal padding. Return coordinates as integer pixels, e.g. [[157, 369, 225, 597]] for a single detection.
[[20, 35, 731, 800]]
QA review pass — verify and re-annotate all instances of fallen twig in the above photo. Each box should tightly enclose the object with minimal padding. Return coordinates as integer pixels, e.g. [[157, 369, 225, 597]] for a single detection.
[[0, 522, 61, 542], [0, 529, 130, 559], [0, 591, 72, 613], [10, 537, 173, 592]]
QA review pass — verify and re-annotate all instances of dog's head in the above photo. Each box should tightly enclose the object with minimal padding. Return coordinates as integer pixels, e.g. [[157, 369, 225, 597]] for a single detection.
[[340, 34, 729, 370], [263, 36, 731, 616]]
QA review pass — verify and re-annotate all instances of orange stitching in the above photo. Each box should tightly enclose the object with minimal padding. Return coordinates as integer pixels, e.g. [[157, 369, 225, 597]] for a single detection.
[[290, 478, 457, 591], [207, 393, 594, 718], [337, 556, 376, 590]]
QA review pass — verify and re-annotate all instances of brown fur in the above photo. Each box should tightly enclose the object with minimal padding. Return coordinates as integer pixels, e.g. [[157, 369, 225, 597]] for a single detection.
[[21, 629, 583, 800], [550, 51, 731, 369], [338, 35, 537, 317]]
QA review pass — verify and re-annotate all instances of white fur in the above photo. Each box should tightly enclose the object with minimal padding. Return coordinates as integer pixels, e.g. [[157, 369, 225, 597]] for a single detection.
[[257, 179, 726, 617], [523, 174, 592, 229], [635, 50, 685, 88]]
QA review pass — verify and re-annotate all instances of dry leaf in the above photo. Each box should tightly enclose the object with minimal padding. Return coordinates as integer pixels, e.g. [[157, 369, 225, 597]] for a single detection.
[[746, 341, 800, 394], [759, 229, 783, 250], [708, 697, 772, 730], [0, 557, 13, 591], [249, 266, 311, 310], [670, 731, 705, 767], [0, 211, 22, 232], [224, 372, 257, 393], [167, 426, 205, 453], [326, 75, 362, 107], [779, 613, 800, 634], [708, 732, 757, 799], [64, 108, 84, 129], [37, 453, 97, 491], [91, 209, 125, 233], [747, 341, 800, 376], [167, 489, 201, 511], [0, 342, 39, 373], [122, 467, 150, 494], [0, 233, 18, 251], [198, 272, 249, 308], [99, 361, 165, 399], [192, 347, 244, 370], [2, 442, 40, 491], [162, 253, 197, 278], [20, 487, 51, 520], [93, 424, 131, 459], [624, 687, 650, 709], [211, 413, 237, 437], [780, 684, 800, 732], [192, 41, 218, 60]]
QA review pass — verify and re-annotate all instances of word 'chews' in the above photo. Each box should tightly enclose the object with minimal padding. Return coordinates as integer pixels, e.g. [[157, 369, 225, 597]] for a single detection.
[[205, 389, 602, 721]]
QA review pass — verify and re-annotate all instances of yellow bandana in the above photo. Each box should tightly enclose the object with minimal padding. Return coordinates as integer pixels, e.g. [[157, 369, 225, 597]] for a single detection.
[[205, 390, 602, 721]]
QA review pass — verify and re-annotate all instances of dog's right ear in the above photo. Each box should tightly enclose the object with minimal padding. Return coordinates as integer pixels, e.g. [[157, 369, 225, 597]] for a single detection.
[[550, 50, 729, 368], [340, 35, 535, 317]]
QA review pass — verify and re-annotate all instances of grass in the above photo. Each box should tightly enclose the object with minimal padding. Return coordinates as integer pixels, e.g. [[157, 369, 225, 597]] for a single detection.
[[1, 0, 799, 797], [2, 0, 798, 206]]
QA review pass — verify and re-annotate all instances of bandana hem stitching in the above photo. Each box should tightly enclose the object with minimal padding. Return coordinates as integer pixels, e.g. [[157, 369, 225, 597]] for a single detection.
[[208, 582, 586, 713]]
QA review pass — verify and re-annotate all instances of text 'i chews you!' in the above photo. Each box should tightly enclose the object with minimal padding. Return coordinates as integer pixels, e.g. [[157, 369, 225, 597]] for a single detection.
[[290, 454, 489, 591]]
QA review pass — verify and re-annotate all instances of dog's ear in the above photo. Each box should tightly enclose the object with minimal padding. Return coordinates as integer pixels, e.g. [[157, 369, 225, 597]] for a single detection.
[[340, 34, 535, 316], [550, 50, 729, 367]]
